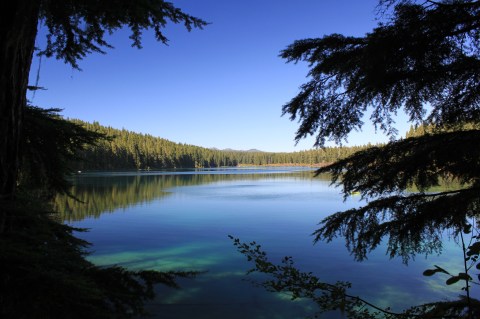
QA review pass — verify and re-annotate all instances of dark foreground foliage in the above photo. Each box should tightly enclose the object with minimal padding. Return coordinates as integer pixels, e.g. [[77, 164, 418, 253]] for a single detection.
[[0, 198, 196, 319], [231, 236, 480, 319], [0, 107, 196, 318], [233, 0, 480, 318], [1, 1, 207, 317], [315, 130, 480, 262]]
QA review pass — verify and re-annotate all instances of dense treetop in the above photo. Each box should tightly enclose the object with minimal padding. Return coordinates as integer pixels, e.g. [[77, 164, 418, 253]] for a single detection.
[[281, 0, 480, 146]]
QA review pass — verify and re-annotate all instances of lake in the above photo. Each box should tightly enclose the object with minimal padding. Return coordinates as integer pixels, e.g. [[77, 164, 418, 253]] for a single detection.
[[55, 167, 470, 318]]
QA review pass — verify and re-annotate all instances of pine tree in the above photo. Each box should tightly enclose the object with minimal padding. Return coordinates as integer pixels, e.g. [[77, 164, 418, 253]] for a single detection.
[[0, 2, 205, 317], [234, 1, 480, 317], [0, 0, 207, 201], [281, 0, 480, 260]]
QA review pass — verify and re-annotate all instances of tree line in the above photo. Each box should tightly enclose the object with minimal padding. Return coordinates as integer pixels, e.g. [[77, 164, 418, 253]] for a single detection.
[[72, 119, 372, 170]]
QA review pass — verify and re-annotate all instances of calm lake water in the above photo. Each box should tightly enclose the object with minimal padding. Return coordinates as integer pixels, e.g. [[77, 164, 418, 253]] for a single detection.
[[55, 167, 470, 318]]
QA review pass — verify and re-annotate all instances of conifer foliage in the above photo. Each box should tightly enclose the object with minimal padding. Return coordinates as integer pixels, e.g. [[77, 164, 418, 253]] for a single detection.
[[283, 0, 480, 270], [234, 1, 480, 318], [1, 2, 205, 318], [0, 0, 207, 200], [295, 0, 480, 270], [281, 0, 480, 146], [1, 106, 198, 319]]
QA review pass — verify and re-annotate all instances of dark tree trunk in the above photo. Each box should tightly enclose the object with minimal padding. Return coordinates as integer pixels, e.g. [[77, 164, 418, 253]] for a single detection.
[[0, 1, 40, 202]]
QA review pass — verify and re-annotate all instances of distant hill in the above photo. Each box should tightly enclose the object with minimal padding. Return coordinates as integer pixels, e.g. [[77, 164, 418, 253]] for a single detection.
[[221, 148, 264, 153], [71, 119, 371, 170]]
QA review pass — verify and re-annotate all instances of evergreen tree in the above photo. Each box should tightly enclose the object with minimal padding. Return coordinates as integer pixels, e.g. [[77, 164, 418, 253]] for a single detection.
[[0, 0, 207, 201], [281, 0, 480, 258], [2, 107, 198, 318], [0, 2, 205, 317], [235, 1, 480, 317]]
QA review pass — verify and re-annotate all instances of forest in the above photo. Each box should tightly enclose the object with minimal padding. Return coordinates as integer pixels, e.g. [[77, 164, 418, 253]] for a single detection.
[[3, 0, 480, 318], [72, 119, 372, 170]]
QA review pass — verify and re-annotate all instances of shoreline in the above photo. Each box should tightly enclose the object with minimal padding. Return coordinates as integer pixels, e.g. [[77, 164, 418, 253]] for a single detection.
[[236, 162, 332, 168]]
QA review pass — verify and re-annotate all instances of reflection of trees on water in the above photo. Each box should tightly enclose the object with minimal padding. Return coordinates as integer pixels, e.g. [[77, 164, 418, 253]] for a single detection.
[[54, 171, 323, 222]]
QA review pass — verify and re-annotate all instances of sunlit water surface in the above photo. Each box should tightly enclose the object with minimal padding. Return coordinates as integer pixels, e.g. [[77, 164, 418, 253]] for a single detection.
[[56, 167, 471, 318]]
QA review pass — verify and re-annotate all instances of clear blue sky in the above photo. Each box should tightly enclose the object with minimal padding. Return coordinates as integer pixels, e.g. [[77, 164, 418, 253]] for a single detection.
[[28, 0, 409, 152]]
